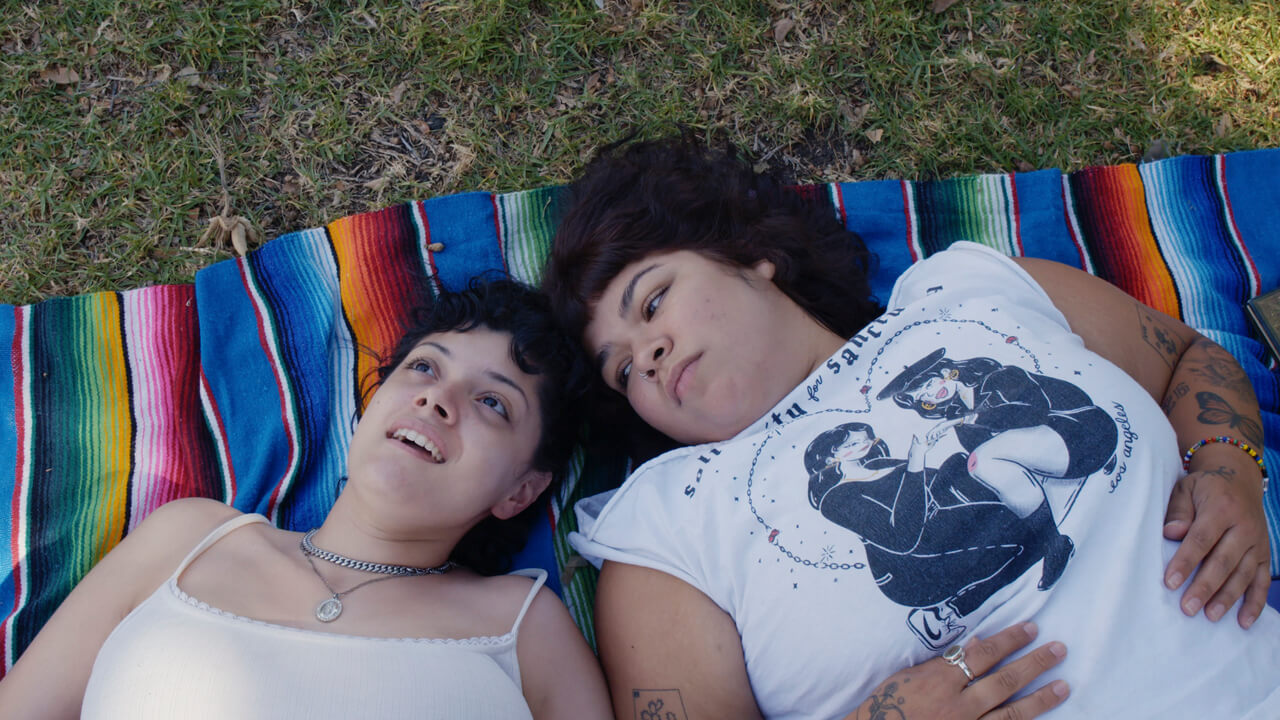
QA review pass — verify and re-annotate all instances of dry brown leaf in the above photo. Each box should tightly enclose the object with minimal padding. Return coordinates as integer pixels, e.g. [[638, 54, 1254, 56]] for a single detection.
[[1200, 53, 1232, 74], [363, 176, 391, 192], [40, 67, 79, 85], [1061, 84, 1081, 99], [175, 66, 200, 85], [1016, 160, 1035, 173], [153, 64, 172, 83], [390, 81, 410, 104], [838, 100, 871, 128], [1214, 114, 1233, 138], [931, 0, 961, 13], [865, 128, 884, 144], [773, 18, 795, 44], [584, 71, 602, 94]]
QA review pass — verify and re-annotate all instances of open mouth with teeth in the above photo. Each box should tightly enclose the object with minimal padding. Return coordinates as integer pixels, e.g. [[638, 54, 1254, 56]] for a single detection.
[[389, 428, 444, 463]]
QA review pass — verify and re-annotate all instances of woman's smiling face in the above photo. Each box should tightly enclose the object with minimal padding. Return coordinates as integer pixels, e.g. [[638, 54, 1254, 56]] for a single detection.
[[835, 431, 875, 464], [585, 250, 843, 445]]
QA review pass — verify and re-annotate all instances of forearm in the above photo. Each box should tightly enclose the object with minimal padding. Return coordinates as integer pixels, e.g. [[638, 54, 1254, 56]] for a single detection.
[[1161, 335, 1265, 484]]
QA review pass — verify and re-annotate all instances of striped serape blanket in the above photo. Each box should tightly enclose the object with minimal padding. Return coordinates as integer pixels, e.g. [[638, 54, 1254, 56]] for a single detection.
[[0, 149, 1277, 674]]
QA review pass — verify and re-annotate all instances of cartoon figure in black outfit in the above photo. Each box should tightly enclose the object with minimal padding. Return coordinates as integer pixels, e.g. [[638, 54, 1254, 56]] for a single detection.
[[805, 422, 1049, 649], [878, 348, 1118, 593]]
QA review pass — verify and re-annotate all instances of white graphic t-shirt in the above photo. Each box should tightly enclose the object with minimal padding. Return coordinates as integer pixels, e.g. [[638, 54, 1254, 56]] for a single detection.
[[571, 242, 1280, 719]]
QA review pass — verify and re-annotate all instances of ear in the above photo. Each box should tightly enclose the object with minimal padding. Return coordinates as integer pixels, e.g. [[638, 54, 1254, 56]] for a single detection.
[[750, 258, 777, 281], [490, 469, 553, 520]]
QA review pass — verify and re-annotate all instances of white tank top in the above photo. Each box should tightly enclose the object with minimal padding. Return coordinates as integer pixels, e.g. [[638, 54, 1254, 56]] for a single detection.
[[82, 513, 543, 719]]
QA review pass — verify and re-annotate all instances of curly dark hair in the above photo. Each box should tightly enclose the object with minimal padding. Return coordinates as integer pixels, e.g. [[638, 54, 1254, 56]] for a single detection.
[[370, 277, 592, 576], [543, 133, 884, 459]]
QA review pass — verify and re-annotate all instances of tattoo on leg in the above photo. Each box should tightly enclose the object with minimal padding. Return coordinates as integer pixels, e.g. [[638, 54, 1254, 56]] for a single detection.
[[1136, 305, 1187, 369], [633, 690, 687, 720], [1195, 391, 1265, 447], [1162, 381, 1190, 414]]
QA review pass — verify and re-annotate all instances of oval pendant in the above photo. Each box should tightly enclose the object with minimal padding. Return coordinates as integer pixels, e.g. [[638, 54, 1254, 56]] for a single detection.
[[316, 596, 343, 622]]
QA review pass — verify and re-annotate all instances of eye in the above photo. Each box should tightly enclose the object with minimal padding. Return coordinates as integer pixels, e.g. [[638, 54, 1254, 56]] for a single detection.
[[615, 359, 632, 391], [407, 357, 436, 376], [479, 395, 509, 419], [642, 287, 667, 320]]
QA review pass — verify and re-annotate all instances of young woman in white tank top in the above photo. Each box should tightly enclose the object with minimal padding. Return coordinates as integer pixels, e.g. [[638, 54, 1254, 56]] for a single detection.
[[0, 280, 612, 719]]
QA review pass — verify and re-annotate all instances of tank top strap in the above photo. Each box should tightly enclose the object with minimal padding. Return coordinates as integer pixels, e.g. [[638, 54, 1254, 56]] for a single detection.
[[506, 568, 548, 635], [170, 513, 270, 580]]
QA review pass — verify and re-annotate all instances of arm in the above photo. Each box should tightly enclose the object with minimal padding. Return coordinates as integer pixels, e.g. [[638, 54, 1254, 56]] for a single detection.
[[1015, 257, 1270, 628], [596, 562, 1069, 720], [0, 497, 239, 719], [518, 586, 613, 720], [594, 561, 762, 720]]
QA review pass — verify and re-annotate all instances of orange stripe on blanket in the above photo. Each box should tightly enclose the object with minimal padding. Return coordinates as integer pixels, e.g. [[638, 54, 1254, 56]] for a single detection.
[[1071, 164, 1181, 320]]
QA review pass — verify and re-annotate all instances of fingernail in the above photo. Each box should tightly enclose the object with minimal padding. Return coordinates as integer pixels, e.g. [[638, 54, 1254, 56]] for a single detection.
[[1207, 603, 1225, 622], [1166, 572, 1183, 589], [1242, 614, 1257, 629], [1052, 680, 1070, 698], [1183, 596, 1203, 615], [1023, 621, 1038, 638], [1049, 642, 1067, 658]]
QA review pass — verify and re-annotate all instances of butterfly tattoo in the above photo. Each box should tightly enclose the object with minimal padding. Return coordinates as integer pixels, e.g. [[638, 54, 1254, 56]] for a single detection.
[[1196, 391, 1264, 447]]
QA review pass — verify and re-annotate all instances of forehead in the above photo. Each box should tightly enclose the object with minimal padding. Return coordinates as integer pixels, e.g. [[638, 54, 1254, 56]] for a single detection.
[[406, 329, 542, 396]]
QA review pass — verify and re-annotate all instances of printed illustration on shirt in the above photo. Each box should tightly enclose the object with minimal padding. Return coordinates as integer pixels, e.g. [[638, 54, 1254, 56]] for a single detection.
[[803, 347, 1119, 650]]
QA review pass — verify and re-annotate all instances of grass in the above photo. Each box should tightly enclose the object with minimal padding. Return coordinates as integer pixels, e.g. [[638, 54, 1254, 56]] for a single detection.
[[1, 0, 1277, 304]]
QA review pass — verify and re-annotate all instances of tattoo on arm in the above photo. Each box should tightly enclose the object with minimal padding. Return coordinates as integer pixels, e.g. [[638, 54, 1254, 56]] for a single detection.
[[854, 678, 910, 720], [1195, 391, 1265, 447], [1161, 381, 1190, 414], [1185, 337, 1256, 398], [1136, 305, 1187, 369], [633, 689, 688, 720]]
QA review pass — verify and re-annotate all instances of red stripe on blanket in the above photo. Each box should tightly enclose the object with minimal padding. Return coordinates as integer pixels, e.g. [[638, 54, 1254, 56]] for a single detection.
[[4, 307, 27, 671], [236, 259, 298, 519], [1008, 173, 1025, 256], [1216, 155, 1261, 297], [901, 180, 919, 263], [199, 368, 237, 501]]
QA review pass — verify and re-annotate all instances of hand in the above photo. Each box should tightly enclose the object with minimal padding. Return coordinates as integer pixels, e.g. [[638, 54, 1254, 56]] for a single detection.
[[844, 623, 1069, 720], [1163, 459, 1272, 629]]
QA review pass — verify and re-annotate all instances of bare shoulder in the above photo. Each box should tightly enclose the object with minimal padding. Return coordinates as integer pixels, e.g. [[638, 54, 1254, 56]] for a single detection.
[[124, 498, 244, 563]]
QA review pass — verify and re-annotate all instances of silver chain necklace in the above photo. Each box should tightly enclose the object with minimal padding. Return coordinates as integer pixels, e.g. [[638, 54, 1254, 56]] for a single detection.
[[299, 529, 455, 623]]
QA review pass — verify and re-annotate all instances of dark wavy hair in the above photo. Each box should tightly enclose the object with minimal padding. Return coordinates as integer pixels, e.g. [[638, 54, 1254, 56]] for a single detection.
[[543, 133, 884, 459], [370, 277, 592, 575]]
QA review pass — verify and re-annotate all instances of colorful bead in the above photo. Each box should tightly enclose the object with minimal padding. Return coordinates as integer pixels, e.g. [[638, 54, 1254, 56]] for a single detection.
[[1182, 436, 1268, 494]]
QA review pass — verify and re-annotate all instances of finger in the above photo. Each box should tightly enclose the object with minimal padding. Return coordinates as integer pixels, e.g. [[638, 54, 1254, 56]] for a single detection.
[[1179, 525, 1244, 617], [1164, 504, 1229, 598], [1238, 564, 1273, 630], [960, 622, 1041, 677], [964, 641, 1068, 712], [1163, 476, 1195, 541], [1203, 546, 1261, 622], [981, 680, 1070, 720]]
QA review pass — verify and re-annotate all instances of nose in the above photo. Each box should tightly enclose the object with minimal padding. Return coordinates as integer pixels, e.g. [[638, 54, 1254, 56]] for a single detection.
[[633, 335, 672, 382], [415, 384, 458, 423]]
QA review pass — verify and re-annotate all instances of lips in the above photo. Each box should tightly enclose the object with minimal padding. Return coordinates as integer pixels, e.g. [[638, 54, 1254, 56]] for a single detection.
[[667, 353, 701, 403], [935, 387, 949, 400], [387, 425, 446, 463]]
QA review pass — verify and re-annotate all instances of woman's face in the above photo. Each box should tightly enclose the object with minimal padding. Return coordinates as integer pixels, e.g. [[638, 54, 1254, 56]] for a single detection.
[[910, 371, 957, 408], [585, 250, 839, 445], [834, 431, 875, 464], [345, 328, 550, 533]]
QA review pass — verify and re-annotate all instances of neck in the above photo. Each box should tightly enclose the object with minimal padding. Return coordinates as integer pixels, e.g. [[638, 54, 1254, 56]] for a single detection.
[[313, 496, 462, 572]]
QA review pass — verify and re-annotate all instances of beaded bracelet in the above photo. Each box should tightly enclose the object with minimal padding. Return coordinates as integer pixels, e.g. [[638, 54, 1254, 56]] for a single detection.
[[1182, 436, 1268, 494]]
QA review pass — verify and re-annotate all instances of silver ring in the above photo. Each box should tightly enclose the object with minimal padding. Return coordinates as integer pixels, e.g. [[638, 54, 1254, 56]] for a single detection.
[[943, 644, 975, 682]]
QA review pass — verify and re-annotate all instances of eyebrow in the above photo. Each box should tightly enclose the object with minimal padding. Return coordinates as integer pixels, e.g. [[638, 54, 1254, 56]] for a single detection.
[[618, 263, 660, 320], [421, 341, 530, 408]]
